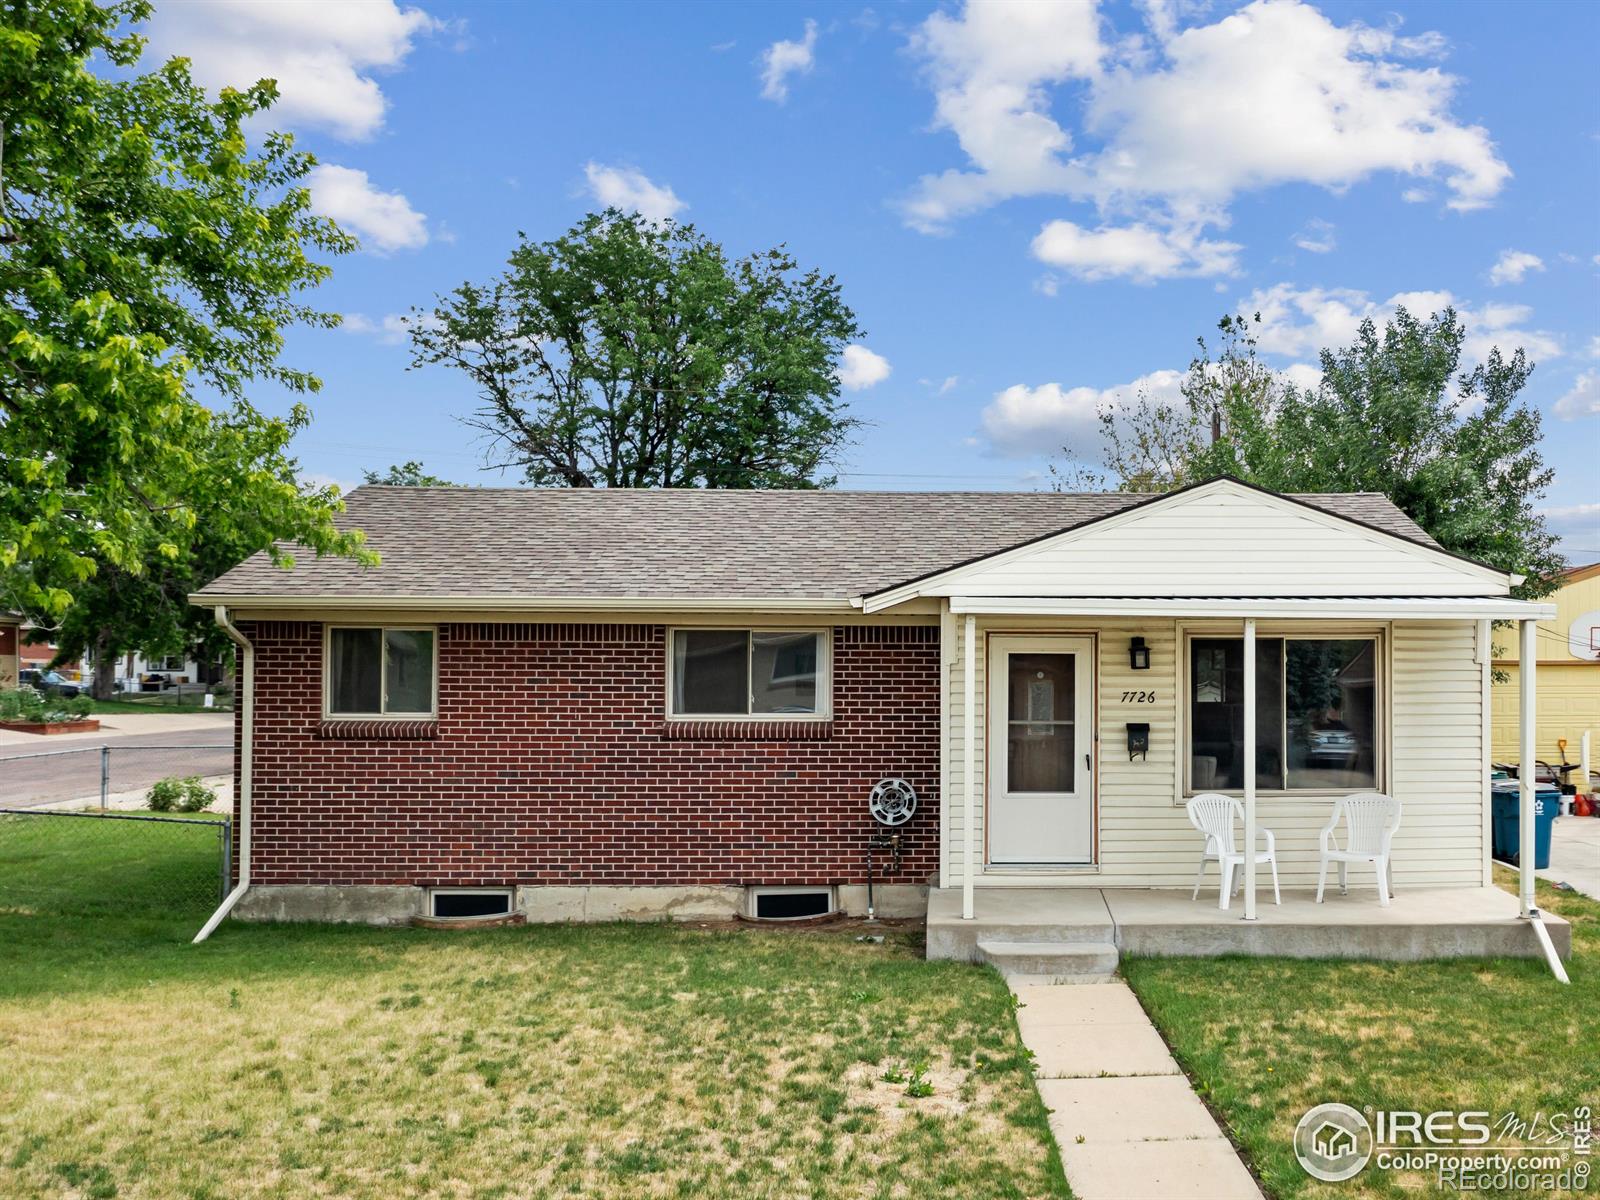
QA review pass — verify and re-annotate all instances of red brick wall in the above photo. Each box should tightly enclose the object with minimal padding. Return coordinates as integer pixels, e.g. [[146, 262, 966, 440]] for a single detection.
[[234, 621, 940, 888]]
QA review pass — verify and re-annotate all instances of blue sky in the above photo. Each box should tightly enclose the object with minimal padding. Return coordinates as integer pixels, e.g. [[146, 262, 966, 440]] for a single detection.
[[143, 0, 1598, 559]]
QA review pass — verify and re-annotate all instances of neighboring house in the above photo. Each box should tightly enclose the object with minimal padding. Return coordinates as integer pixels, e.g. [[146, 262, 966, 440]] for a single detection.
[[110, 649, 213, 693], [18, 629, 78, 678], [191, 477, 1553, 928], [1491, 562, 1600, 769]]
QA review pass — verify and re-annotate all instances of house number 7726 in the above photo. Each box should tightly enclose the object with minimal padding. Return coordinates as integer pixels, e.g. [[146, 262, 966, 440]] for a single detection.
[[1121, 690, 1157, 703]]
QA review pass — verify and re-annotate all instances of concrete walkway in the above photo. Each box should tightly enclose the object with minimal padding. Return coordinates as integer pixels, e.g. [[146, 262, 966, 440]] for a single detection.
[[1014, 980, 1262, 1200], [1539, 815, 1600, 900]]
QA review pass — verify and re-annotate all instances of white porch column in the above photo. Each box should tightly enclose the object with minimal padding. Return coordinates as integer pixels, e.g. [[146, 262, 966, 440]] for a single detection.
[[1519, 618, 1537, 918], [1242, 617, 1258, 921], [962, 614, 977, 920]]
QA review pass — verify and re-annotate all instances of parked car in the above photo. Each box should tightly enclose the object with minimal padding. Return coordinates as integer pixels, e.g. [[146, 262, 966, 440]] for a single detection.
[[1306, 727, 1359, 766], [18, 669, 83, 699]]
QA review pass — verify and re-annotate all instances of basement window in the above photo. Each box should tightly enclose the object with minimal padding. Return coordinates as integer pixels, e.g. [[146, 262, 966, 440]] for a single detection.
[[428, 888, 514, 920], [748, 886, 835, 921]]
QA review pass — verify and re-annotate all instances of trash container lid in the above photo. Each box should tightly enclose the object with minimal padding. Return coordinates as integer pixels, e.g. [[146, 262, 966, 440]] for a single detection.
[[1490, 779, 1560, 797]]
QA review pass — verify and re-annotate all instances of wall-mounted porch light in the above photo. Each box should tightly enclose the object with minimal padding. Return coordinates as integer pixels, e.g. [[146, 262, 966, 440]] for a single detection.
[[1129, 636, 1150, 671]]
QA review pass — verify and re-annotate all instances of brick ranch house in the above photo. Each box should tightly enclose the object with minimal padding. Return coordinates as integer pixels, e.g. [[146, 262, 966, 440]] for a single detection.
[[191, 477, 1564, 963]]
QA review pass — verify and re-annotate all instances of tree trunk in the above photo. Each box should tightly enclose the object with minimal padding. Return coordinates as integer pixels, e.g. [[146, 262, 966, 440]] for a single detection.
[[91, 630, 117, 700]]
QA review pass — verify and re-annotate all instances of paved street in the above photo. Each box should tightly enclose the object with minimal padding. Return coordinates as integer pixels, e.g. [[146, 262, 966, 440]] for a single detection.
[[0, 719, 232, 809], [1538, 815, 1600, 900]]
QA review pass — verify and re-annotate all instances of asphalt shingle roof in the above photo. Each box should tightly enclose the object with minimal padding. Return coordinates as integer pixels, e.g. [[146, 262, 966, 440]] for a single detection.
[[197, 485, 1445, 603]]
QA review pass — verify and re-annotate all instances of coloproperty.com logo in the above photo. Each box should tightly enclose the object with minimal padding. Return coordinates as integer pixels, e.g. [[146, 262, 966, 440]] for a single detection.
[[1294, 1101, 1594, 1191], [1294, 1104, 1374, 1182]]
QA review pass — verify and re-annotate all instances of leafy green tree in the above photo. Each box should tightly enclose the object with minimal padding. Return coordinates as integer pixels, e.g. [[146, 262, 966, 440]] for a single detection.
[[1054, 310, 1563, 596], [46, 406, 347, 697], [409, 209, 864, 488], [362, 462, 459, 487], [1, 0, 371, 619]]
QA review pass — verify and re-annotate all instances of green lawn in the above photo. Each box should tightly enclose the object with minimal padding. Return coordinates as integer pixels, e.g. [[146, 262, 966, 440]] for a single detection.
[[1124, 872, 1598, 1200], [0, 824, 1067, 1200], [84, 695, 229, 715]]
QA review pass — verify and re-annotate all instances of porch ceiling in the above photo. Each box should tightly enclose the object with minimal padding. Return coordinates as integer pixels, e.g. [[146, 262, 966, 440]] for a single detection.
[[945, 595, 1558, 620]]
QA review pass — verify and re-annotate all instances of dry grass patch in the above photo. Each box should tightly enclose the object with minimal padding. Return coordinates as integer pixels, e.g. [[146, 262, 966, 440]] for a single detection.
[[0, 915, 1068, 1200]]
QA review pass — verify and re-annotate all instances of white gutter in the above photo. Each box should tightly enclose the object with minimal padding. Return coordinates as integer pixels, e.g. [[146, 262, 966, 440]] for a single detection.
[[193, 605, 252, 943], [945, 597, 1557, 621], [187, 593, 857, 614]]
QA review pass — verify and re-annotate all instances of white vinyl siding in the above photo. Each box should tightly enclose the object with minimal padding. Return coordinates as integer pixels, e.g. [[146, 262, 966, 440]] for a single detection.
[[920, 487, 1499, 599], [942, 615, 1485, 889]]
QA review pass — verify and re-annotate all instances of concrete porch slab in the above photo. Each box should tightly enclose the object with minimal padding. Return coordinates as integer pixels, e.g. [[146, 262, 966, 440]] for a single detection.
[[925, 887, 1113, 961], [1103, 885, 1569, 961], [927, 886, 1569, 962]]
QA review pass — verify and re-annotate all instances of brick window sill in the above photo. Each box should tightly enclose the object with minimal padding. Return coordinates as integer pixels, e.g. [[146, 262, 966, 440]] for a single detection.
[[660, 719, 834, 741], [316, 719, 439, 741]]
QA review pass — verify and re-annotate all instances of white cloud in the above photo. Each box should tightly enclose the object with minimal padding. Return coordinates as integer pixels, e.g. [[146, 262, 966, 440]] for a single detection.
[[980, 369, 1185, 457], [761, 19, 819, 103], [308, 164, 429, 252], [299, 470, 361, 496], [146, 0, 439, 141], [904, 0, 1101, 232], [904, 0, 1509, 275], [1553, 371, 1600, 420], [1293, 218, 1337, 254], [1032, 218, 1240, 282], [1488, 249, 1544, 286], [838, 344, 892, 390], [342, 313, 411, 345], [1586, 336, 1600, 359], [1244, 282, 1562, 366], [582, 162, 686, 223]]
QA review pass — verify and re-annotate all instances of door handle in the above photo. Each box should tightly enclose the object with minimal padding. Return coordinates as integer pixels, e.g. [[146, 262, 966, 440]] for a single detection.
[[1084, 753, 1092, 773]]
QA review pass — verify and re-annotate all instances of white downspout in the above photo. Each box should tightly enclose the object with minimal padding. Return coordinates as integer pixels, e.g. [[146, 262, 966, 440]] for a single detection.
[[962, 614, 977, 921], [193, 605, 252, 943], [1516, 617, 1568, 983], [1518, 618, 1536, 919], [1242, 618, 1257, 921]]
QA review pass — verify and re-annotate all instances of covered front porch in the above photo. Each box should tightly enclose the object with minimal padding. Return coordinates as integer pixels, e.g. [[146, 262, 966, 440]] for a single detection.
[[860, 479, 1567, 974]]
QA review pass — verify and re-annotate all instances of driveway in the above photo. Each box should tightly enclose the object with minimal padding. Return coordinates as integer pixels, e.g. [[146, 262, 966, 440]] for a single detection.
[[0, 716, 232, 809], [1538, 815, 1600, 900]]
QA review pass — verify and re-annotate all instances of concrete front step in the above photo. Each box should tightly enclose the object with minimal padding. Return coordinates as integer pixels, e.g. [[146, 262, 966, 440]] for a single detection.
[[977, 938, 1120, 981]]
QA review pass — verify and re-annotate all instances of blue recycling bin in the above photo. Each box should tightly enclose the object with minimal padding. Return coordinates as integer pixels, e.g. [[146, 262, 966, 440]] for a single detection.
[[1490, 780, 1559, 869]]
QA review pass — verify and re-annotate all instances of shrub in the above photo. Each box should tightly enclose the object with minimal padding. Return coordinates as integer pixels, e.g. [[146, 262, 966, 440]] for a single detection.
[[0, 687, 89, 724], [146, 776, 216, 813], [0, 688, 43, 721]]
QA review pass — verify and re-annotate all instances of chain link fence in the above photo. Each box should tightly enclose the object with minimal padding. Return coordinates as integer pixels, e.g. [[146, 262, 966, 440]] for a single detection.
[[0, 743, 232, 811], [0, 809, 230, 916]]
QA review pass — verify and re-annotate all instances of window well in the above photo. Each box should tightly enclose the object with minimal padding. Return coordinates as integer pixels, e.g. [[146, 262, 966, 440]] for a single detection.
[[748, 886, 835, 921], [428, 888, 514, 920]]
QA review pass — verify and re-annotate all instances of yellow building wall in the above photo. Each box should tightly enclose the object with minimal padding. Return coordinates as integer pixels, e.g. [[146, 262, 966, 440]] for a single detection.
[[1490, 565, 1600, 765]]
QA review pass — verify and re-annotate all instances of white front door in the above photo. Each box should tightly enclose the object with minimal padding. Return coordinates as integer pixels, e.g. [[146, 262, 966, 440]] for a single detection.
[[987, 635, 1095, 865]]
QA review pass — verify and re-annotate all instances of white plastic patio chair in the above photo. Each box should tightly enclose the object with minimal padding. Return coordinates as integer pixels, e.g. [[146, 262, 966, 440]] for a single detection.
[[1186, 793, 1281, 911], [1316, 793, 1402, 906]]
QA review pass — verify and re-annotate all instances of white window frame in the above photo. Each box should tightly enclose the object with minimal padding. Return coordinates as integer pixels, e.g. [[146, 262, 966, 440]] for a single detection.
[[664, 627, 832, 721], [1180, 626, 1386, 799], [323, 624, 439, 720]]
